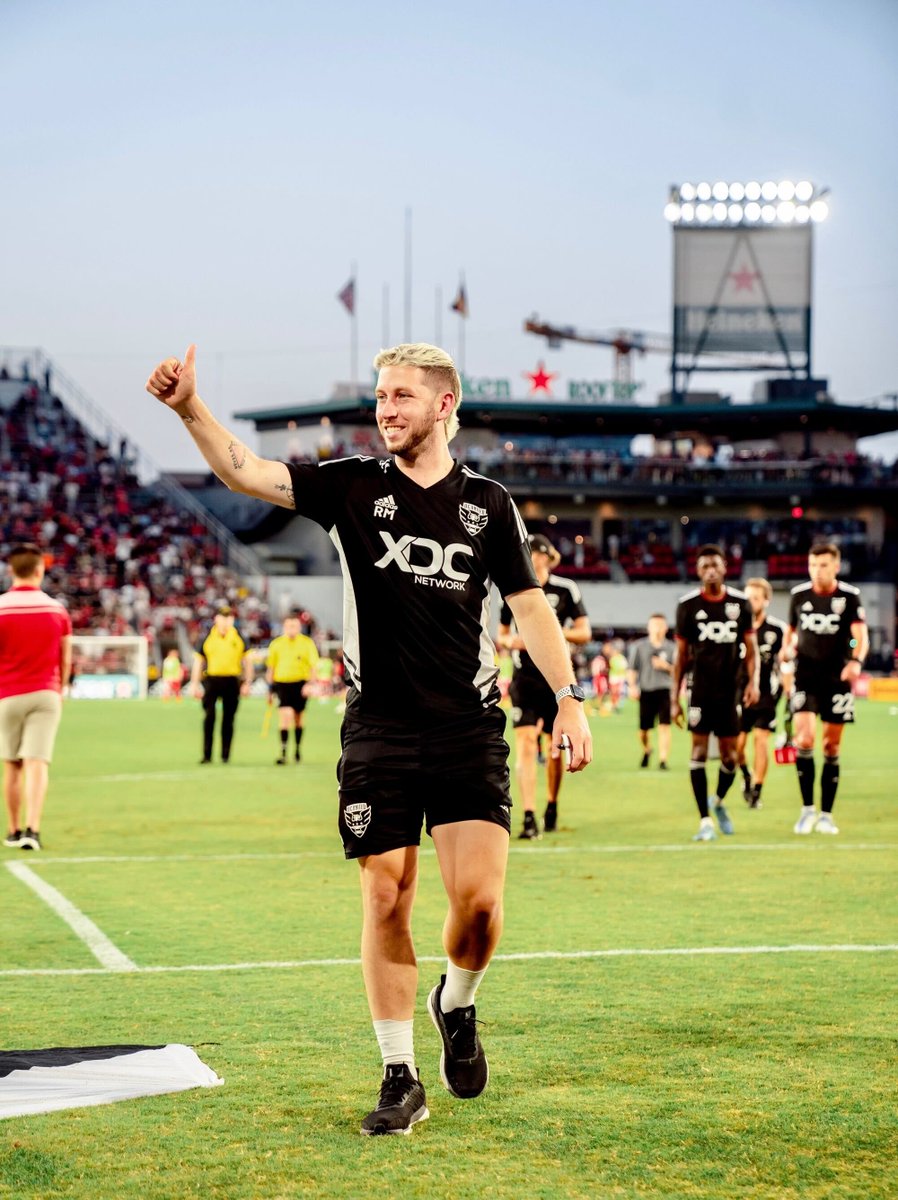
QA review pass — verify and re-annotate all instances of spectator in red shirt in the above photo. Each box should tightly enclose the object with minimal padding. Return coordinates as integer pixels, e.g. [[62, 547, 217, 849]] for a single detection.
[[0, 544, 72, 851]]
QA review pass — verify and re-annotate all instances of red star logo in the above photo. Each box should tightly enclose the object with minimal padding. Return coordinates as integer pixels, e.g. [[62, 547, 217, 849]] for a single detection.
[[729, 266, 760, 292], [524, 361, 558, 396]]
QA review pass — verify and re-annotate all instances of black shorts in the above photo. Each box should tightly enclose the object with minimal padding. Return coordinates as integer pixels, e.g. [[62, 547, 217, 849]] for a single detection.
[[509, 676, 557, 731], [791, 673, 855, 724], [687, 687, 740, 738], [337, 705, 512, 859], [273, 682, 307, 712], [639, 689, 670, 731], [740, 703, 777, 734]]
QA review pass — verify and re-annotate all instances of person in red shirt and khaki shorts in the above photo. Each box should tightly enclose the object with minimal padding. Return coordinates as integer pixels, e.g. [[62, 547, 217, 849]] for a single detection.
[[0, 544, 72, 851]]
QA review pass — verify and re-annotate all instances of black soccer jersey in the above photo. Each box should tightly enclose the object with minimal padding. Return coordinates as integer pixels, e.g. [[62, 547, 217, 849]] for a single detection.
[[499, 574, 588, 685], [285, 456, 539, 722], [737, 616, 787, 700], [675, 586, 752, 687], [788, 581, 865, 672]]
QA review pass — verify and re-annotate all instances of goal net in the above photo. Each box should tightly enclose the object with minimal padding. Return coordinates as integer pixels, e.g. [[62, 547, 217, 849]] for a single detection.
[[70, 636, 149, 700]]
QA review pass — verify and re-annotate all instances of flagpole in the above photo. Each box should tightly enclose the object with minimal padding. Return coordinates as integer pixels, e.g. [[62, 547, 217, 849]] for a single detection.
[[404, 207, 412, 341], [350, 261, 358, 396], [435, 286, 442, 347]]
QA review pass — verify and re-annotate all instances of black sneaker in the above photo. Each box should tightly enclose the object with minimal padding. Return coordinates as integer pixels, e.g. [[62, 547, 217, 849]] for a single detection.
[[275, 754, 287, 766], [294, 750, 301, 763], [749, 785, 763, 810], [543, 801, 558, 833], [742, 778, 754, 805], [427, 977, 489, 1099], [20, 828, 41, 851], [360, 1064, 429, 1136], [3, 830, 23, 848], [659, 761, 669, 771], [640, 752, 650, 768], [199, 757, 212, 765], [518, 811, 540, 840]]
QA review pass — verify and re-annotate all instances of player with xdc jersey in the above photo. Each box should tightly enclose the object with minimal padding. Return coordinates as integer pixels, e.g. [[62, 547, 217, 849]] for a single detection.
[[735, 578, 788, 810], [671, 545, 759, 842], [787, 542, 868, 836], [147, 341, 591, 1138]]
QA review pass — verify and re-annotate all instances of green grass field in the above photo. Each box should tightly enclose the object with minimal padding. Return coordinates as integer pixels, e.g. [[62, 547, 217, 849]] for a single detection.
[[2, 695, 896, 1199]]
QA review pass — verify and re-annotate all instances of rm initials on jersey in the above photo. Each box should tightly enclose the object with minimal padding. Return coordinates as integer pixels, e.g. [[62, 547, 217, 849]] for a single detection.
[[374, 495, 398, 520], [800, 611, 840, 635], [374, 531, 474, 589], [697, 619, 738, 643]]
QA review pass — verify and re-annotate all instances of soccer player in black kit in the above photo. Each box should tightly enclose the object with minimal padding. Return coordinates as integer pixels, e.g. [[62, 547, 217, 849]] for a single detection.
[[147, 342, 592, 1137], [735, 578, 788, 809], [497, 533, 591, 839], [671, 546, 759, 842], [786, 542, 868, 835]]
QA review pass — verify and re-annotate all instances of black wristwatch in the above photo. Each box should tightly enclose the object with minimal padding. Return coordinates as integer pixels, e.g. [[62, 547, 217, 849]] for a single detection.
[[555, 684, 586, 703]]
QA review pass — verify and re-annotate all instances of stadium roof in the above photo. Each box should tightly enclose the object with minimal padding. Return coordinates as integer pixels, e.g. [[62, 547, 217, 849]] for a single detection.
[[233, 395, 898, 440]]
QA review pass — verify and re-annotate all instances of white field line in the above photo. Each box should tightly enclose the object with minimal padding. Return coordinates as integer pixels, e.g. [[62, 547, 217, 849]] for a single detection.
[[25, 842, 898, 866], [4, 862, 138, 973], [1, 943, 897, 979]]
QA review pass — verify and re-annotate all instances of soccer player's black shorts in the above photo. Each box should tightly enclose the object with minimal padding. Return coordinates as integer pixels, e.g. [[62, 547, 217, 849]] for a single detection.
[[687, 686, 739, 738], [740, 702, 777, 734], [509, 676, 557, 732], [273, 682, 307, 712], [791, 671, 855, 724], [337, 704, 512, 859], [639, 689, 670, 731]]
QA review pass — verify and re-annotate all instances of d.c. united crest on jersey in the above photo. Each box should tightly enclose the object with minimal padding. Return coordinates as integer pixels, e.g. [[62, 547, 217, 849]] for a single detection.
[[725, 602, 741, 620], [459, 502, 488, 536]]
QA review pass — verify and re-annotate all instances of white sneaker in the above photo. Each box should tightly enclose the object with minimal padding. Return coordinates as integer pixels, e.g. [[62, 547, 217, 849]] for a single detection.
[[815, 813, 840, 835], [692, 820, 716, 842], [793, 807, 818, 835]]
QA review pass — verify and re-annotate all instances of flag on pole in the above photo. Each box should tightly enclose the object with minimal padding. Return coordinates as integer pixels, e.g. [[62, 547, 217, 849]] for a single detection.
[[449, 280, 468, 318], [337, 277, 355, 315]]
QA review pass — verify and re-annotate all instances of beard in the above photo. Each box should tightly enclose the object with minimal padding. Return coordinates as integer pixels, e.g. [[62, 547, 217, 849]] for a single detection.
[[378, 410, 437, 459]]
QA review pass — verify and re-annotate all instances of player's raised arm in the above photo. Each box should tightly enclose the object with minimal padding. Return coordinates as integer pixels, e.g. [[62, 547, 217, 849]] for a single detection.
[[145, 345, 296, 508]]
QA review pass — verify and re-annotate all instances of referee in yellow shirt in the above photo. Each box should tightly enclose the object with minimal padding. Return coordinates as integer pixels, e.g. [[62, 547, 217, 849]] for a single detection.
[[266, 612, 320, 765], [191, 605, 253, 764]]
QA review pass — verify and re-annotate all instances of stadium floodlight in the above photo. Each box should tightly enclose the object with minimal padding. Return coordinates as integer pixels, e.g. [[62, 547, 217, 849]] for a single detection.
[[665, 180, 829, 225]]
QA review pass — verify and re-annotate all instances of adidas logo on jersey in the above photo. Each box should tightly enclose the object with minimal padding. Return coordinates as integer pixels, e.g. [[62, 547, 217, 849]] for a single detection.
[[374, 494, 398, 520]]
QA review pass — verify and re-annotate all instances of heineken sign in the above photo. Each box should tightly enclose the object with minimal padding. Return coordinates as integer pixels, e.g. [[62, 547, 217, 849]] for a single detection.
[[457, 372, 643, 403]]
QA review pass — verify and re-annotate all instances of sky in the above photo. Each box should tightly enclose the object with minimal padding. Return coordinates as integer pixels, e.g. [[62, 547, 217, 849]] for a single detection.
[[2, 0, 897, 471]]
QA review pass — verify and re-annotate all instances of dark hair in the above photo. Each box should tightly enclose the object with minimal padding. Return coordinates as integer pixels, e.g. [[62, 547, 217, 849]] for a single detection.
[[8, 543, 44, 579], [696, 543, 725, 561], [809, 541, 840, 558]]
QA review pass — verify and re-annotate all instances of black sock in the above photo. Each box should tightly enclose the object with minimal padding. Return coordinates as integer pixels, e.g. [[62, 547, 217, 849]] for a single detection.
[[796, 748, 815, 806], [740, 763, 751, 783], [754, 782, 764, 801], [294, 728, 303, 752], [690, 762, 709, 819], [716, 764, 737, 802], [279, 730, 288, 752], [821, 755, 840, 813]]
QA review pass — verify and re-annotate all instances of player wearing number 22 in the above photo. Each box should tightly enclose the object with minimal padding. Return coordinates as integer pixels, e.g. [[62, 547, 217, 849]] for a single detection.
[[146, 341, 592, 1138], [787, 542, 868, 836]]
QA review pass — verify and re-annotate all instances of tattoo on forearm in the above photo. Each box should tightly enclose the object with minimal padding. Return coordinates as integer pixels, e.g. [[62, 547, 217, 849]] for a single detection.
[[182, 414, 195, 425], [275, 483, 296, 508], [227, 440, 247, 470]]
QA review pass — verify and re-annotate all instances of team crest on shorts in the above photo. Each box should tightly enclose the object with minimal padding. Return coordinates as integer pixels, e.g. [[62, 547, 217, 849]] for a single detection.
[[688, 706, 702, 727], [725, 602, 741, 620], [831, 597, 847, 614], [344, 801, 372, 838], [791, 690, 806, 711], [459, 502, 488, 536]]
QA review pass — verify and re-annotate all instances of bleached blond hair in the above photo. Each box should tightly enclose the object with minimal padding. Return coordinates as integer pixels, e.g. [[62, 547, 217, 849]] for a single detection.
[[373, 343, 463, 443]]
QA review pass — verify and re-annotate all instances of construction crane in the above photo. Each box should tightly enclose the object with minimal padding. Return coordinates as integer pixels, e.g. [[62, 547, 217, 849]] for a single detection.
[[524, 316, 670, 386]]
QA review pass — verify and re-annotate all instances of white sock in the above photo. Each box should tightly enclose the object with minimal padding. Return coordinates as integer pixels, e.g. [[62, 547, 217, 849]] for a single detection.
[[372, 1018, 415, 1074], [440, 961, 488, 1013], [699, 816, 714, 828]]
